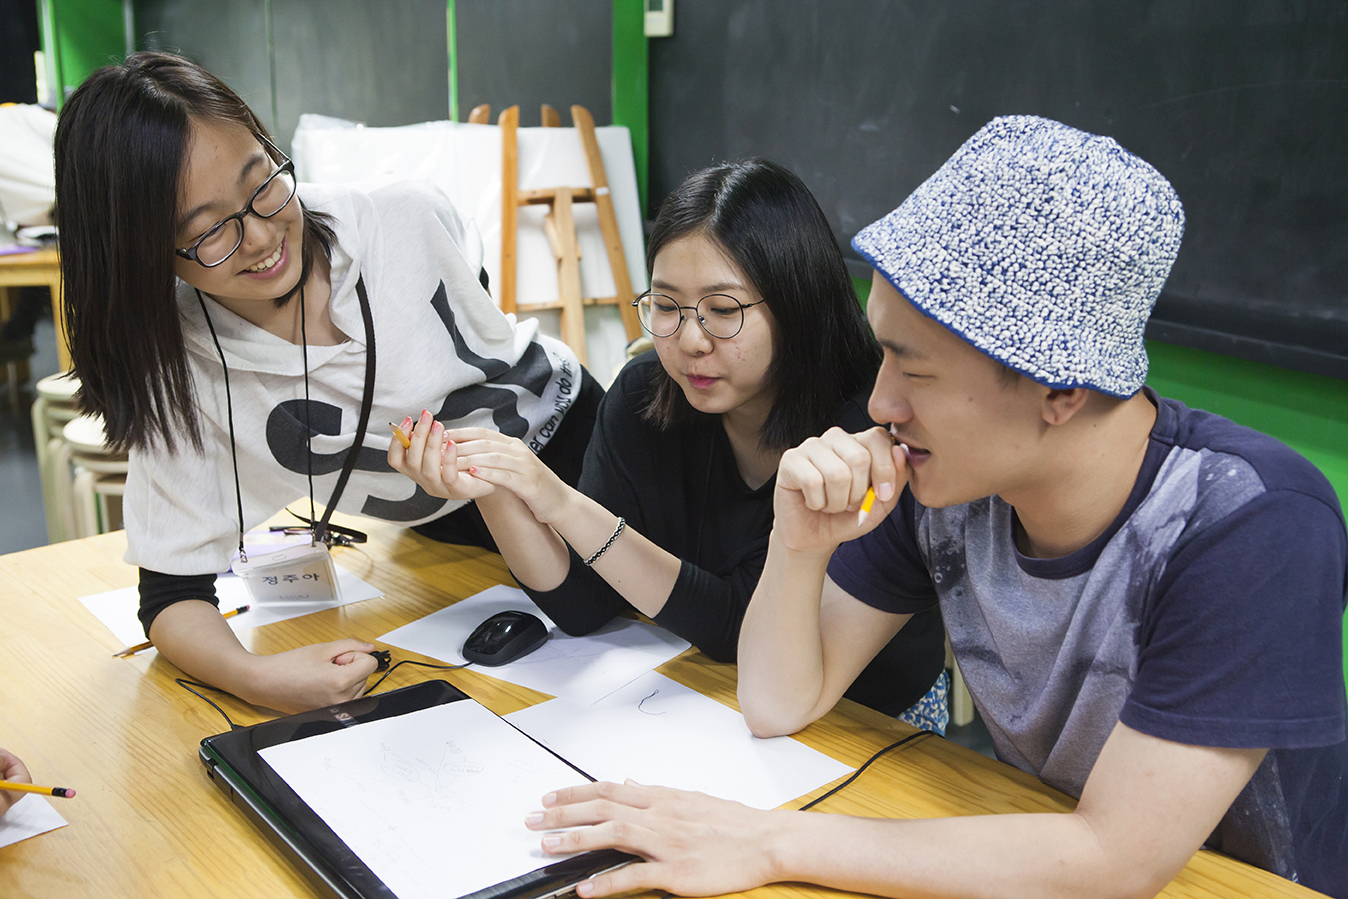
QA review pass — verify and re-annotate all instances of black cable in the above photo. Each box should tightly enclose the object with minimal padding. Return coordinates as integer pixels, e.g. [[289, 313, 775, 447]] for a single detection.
[[365, 658, 471, 694], [175, 658, 471, 733], [797, 730, 935, 811], [174, 677, 243, 731]]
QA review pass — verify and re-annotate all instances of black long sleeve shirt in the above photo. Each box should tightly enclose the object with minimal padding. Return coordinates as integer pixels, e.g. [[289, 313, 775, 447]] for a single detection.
[[521, 353, 946, 716]]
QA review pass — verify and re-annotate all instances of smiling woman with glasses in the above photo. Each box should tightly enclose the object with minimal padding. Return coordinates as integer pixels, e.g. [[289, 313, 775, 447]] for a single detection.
[[391, 158, 948, 729], [52, 51, 604, 716], [174, 135, 297, 268]]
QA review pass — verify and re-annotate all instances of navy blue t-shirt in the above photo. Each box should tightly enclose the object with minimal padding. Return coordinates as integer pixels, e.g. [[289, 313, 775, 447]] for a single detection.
[[829, 390, 1347, 896]]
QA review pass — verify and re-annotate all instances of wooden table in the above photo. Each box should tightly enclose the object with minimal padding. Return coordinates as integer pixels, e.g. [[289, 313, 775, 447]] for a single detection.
[[0, 247, 68, 372], [0, 520, 1323, 898]]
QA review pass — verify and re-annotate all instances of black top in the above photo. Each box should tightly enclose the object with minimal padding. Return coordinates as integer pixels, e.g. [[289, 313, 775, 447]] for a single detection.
[[521, 353, 946, 716]]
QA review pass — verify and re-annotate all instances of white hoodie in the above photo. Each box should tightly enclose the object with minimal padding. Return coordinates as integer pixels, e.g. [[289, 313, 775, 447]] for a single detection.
[[124, 179, 581, 575]]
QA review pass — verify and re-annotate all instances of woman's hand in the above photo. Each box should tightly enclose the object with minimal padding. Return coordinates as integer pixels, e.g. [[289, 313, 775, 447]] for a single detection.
[[445, 427, 576, 525], [244, 640, 380, 715], [525, 780, 785, 898], [0, 747, 33, 817], [773, 426, 907, 554], [387, 411, 494, 502]]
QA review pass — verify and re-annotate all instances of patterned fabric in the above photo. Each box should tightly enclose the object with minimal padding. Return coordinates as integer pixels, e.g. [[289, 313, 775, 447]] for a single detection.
[[896, 669, 950, 736], [852, 115, 1185, 398]]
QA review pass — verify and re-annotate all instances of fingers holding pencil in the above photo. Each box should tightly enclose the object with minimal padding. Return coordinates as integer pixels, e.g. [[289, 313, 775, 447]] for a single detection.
[[0, 748, 72, 817], [0, 780, 75, 798]]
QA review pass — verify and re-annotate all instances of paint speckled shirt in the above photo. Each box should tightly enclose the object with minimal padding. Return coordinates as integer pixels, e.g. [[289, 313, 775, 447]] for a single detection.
[[829, 389, 1347, 896]]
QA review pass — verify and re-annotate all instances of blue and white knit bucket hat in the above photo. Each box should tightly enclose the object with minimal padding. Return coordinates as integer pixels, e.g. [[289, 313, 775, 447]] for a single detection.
[[853, 115, 1184, 398]]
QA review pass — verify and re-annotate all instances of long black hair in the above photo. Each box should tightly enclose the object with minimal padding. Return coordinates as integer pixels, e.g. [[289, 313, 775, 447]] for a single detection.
[[54, 51, 334, 453], [641, 159, 880, 451]]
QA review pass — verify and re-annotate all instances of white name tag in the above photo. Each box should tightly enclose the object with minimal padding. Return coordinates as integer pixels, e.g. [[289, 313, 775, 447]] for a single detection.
[[231, 542, 343, 605]]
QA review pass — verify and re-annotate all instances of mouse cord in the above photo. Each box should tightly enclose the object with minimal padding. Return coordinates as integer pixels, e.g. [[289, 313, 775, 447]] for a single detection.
[[365, 659, 471, 694], [175, 659, 474, 733], [797, 730, 935, 812], [175, 678, 244, 731]]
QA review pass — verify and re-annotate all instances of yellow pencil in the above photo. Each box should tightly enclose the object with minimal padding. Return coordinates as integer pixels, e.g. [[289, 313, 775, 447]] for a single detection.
[[0, 780, 75, 798], [860, 487, 877, 516], [113, 604, 250, 658], [389, 421, 411, 449]]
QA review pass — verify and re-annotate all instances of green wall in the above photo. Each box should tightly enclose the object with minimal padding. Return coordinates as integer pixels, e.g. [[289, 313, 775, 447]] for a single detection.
[[38, 0, 125, 108], [611, 0, 648, 214], [1147, 342, 1348, 513]]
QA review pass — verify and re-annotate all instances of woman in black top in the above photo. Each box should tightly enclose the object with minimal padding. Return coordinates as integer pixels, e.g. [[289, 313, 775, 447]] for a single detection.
[[392, 159, 945, 720]]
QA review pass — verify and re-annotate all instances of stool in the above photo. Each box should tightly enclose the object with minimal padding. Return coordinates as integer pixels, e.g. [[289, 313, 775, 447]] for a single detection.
[[31, 372, 82, 543], [54, 413, 129, 540], [946, 635, 976, 727]]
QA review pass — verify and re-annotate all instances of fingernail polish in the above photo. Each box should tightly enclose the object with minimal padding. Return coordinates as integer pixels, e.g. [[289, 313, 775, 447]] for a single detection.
[[542, 791, 557, 806], [525, 811, 544, 826], [542, 835, 562, 851]]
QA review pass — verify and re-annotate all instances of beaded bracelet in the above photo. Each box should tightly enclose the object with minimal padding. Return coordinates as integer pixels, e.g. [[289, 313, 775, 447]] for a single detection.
[[584, 517, 626, 567]]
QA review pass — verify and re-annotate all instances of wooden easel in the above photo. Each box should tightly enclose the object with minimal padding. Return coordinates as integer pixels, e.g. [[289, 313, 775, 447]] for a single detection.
[[468, 103, 642, 364]]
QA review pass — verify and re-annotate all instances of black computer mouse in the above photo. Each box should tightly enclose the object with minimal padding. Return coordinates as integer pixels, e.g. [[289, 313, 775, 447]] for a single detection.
[[462, 610, 549, 666]]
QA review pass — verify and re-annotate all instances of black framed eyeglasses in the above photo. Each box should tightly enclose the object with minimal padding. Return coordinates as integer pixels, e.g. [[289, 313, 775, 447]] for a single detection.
[[175, 134, 298, 268], [632, 291, 765, 339]]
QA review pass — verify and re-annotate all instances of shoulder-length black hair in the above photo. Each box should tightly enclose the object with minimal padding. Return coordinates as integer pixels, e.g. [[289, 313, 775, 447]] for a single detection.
[[641, 159, 880, 451], [54, 51, 334, 453]]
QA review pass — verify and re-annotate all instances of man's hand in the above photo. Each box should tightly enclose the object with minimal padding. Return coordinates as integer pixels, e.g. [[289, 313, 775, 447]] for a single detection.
[[774, 427, 907, 554], [525, 780, 785, 898]]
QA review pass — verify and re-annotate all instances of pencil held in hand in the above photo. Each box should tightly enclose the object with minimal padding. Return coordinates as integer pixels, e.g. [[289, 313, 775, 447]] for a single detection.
[[857, 487, 878, 527], [389, 421, 411, 449], [0, 780, 75, 798]]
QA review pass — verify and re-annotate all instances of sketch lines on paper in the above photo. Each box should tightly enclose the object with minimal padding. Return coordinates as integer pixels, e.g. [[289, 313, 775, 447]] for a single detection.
[[303, 733, 553, 887], [319, 738, 530, 823]]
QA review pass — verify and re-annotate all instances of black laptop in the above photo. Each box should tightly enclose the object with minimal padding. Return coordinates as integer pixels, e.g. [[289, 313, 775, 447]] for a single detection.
[[199, 680, 635, 899]]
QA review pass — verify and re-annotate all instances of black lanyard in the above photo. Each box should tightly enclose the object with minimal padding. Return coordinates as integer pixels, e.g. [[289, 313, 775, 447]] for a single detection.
[[194, 273, 376, 560], [312, 276, 376, 545]]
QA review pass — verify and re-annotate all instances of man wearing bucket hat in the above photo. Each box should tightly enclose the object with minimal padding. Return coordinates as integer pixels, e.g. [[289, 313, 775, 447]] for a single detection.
[[523, 117, 1347, 898]]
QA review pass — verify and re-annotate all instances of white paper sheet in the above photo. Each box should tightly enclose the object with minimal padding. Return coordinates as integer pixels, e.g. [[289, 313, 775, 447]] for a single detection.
[[379, 585, 690, 705], [0, 795, 68, 848], [260, 699, 591, 899], [506, 672, 854, 810], [80, 566, 383, 651]]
